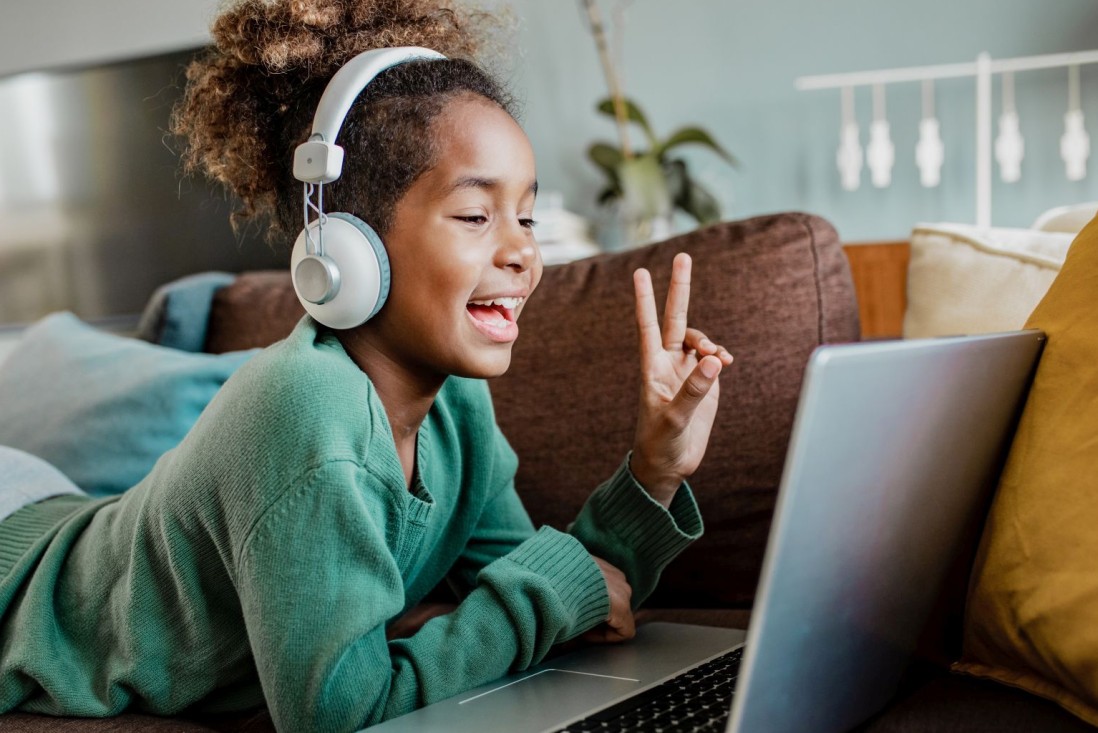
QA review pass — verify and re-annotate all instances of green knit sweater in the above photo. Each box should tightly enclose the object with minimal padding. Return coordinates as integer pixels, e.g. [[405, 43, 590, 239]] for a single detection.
[[0, 317, 703, 732]]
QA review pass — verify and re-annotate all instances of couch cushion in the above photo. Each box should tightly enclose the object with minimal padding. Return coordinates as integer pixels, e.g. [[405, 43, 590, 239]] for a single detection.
[[0, 713, 223, 732], [858, 663, 1098, 733], [0, 313, 256, 497], [903, 223, 1073, 338], [204, 272, 305, 354], [0, 709, 275, 732], [203, 212, 860, 609], [954, 215, 1098, 724], [135, 271, 236, 351]]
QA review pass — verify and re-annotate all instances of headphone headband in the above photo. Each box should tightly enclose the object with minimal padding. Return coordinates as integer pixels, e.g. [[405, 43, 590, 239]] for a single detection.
[[292, 46, 446, 184]]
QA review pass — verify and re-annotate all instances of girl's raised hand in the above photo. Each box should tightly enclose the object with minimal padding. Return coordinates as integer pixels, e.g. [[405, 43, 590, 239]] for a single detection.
[[629, 253, 733, 507]]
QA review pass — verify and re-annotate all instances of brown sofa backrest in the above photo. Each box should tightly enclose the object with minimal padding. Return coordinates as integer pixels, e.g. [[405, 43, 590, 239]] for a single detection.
[[205, 212, 860, 609]]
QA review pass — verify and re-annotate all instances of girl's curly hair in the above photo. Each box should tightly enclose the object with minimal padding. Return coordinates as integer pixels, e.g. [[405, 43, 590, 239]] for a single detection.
[[172, 0, 516, 244]]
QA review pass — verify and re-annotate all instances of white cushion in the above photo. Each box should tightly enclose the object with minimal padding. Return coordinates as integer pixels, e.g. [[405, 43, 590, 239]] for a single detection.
[[0, 445, 84, 524], [1031, 202, 1098, 233], [903, 223, 1074, 339]]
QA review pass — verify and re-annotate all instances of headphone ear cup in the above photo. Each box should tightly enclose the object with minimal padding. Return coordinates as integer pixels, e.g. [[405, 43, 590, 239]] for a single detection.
[[290, 212, 391, 329]]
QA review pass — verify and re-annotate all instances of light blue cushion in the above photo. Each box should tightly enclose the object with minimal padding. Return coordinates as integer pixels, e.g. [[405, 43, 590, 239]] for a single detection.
[[134, 271, 235, 351], [0, 446, 85, 524], [0, 312, 256, 497]]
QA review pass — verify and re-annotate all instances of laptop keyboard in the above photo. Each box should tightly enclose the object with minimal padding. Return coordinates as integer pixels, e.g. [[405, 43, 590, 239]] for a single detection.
[[553, 646, 743, 732]]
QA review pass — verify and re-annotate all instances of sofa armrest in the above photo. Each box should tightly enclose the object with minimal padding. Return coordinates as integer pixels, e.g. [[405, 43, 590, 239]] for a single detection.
[[843, 241, 910, 340]]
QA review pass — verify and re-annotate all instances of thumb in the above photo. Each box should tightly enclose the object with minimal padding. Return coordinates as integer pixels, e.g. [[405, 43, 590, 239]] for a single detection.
[[669, 355, 721, 421]]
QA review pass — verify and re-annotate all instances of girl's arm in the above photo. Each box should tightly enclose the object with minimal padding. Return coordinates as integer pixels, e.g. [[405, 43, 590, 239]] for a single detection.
[[449, 425, 702, 610], [237, 459, 609, 733]]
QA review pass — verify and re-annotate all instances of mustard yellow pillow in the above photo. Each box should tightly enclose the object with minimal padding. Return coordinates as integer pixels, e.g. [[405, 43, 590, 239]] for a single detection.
[[954, 213, 1098, 724]]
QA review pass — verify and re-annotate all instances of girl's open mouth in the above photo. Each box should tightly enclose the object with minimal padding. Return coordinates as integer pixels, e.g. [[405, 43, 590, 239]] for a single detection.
[[466, 296, 523, 343]]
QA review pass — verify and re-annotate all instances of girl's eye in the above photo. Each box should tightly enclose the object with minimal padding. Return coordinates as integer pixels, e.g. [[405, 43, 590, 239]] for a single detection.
[[520, 218, 537, 230], [456, 215, 488, 225]]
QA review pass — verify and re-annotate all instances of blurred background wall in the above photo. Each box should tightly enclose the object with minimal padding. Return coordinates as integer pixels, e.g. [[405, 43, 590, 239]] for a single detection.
[[2, 0, 1097, 324]]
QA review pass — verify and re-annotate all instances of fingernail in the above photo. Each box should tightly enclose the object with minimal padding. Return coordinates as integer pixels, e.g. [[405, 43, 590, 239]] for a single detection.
[[701, 358, 720, 379]]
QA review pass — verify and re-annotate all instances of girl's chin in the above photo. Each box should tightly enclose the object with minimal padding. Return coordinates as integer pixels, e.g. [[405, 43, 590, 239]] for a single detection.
[[453, 348, 513, 380]]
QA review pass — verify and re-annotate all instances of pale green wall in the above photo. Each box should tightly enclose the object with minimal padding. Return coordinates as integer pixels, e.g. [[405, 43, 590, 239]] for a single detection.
[[507, 1, 1098, 242], [4, 0, 1096, 242]]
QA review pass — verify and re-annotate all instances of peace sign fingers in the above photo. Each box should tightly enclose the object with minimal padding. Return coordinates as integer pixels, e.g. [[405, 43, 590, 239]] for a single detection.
[[633, 252, 695, 363], [629, 251, 734, 505]]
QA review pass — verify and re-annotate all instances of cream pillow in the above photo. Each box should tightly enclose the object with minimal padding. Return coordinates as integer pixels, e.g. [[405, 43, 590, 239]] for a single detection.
[[1031, 202, 1098, 233], [903, 223, 1074, 339]]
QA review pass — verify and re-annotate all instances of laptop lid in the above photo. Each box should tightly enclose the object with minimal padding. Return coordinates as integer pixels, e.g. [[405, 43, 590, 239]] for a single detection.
[[727, 330, 1045, 733]]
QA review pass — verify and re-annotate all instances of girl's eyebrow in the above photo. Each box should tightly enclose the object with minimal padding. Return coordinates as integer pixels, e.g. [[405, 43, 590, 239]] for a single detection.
[[444, 176, 539, 197]]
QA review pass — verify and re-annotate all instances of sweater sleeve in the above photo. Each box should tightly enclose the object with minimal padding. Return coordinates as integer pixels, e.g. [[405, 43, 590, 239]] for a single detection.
[[236, 460, 609, 733], [449, 422, 703, 610], [568, 454, 704, 608]]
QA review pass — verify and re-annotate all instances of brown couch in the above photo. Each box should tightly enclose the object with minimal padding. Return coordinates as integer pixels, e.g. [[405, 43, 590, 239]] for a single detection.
[[4, 212, 1094, 732]]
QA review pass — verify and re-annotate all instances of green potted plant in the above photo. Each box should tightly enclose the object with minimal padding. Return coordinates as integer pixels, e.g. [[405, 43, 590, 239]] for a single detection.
[[581, 0, 736, 247]]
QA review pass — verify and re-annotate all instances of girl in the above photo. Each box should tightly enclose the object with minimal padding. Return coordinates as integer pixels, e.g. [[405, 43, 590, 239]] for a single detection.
[[0, 0, 733, 730]]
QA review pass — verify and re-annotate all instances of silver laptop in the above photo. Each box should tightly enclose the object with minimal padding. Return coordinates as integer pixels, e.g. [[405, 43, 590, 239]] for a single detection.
[[365, 330, 1045, 733]]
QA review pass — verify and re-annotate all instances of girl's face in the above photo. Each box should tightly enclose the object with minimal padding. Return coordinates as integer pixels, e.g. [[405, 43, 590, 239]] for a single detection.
[[361, 93, 542, 381]]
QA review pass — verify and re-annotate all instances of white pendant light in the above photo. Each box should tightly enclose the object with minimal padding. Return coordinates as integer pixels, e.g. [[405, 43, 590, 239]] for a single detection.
[[994, 72, 1024, 183], [836, 86, 863, 191], [1061, 65, 1090, 181], [915, 80, 944, 188], [866, 83, 895, 188]]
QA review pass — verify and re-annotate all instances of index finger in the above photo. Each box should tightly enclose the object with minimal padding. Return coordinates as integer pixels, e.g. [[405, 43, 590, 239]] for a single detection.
[[633, 267, 662, 362]]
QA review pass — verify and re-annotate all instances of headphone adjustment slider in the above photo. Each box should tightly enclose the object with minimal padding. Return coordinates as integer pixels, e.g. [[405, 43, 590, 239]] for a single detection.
[[293, 141, 345, 184]]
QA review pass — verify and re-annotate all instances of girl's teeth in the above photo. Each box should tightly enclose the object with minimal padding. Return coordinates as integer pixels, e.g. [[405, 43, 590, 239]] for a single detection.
[[470, 297, 523, 308]]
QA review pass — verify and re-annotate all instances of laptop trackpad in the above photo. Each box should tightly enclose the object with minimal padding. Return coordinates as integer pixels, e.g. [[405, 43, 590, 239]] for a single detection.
[[454, 666, 642, 728], [361, 667, 641, 732]]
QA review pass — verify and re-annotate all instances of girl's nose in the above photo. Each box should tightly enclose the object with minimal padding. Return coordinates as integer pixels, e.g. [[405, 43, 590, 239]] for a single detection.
[[497, 224, 538, 272]]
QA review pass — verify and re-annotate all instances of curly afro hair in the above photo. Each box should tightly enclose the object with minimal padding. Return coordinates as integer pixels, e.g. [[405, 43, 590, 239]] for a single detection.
[[172, 0, 516, 245]]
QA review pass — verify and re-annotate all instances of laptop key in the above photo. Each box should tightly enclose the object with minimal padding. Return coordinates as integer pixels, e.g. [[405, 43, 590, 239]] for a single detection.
[[553, 648, 742, 733]]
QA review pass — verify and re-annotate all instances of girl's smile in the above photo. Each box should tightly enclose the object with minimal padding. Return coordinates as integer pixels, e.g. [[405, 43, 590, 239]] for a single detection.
[[466, 295, 526, 343]]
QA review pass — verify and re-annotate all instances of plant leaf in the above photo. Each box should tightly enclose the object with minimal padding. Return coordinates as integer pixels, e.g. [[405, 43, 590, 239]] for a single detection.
[[676, 175, 722, 225], [587, 142, 624, 193], [658, 126, 738, 166], [588, 142, 624, 170], [595, 97, 658, 147]]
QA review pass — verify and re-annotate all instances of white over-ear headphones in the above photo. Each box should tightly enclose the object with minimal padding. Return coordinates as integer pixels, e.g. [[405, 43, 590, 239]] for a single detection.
[[291, 46, 446, 329]]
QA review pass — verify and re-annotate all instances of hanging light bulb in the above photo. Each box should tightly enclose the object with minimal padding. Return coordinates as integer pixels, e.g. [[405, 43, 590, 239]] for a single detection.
[[915, 79, 944, 187], [995, 72, 1024, 183], [866, 83, 895, 188], [1061, 64, 1090, 181], [836, 86, 863, 191]]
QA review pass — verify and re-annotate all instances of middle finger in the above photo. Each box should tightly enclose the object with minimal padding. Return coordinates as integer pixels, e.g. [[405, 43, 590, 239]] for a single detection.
[[662, 253, 692, 349]]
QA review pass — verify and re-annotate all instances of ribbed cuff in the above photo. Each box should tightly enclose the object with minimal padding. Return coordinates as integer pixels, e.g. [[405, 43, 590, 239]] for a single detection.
[[505, 527, 610, 638], [0, 495, 95, 579], [577, 458, 704, 571]]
